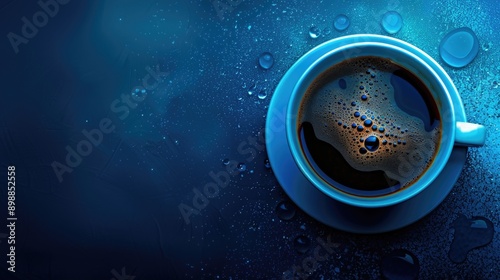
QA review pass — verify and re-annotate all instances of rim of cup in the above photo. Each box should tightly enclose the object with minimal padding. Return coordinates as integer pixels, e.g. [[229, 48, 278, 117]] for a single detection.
[[286, 41, 456, 208]]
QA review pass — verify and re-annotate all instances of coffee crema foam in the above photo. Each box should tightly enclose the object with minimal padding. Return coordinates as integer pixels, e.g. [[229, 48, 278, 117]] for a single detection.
[[298, 56, 441, 189]]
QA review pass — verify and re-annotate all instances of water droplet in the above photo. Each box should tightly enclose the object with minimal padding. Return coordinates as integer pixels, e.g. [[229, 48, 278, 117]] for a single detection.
[[482, 42, 492, 52], [248, 84, 256, 96], [364, 119, 373, 127], [276, 201, 296, 220], [351, 101, 357, 106], [264, 158, 271, 169], [449, 214, 494, 263], [333, 14, 350, 31], [364, 136, 379, 152], [354, 111, 360, 117], [293, 235, 311, 254], [381, 249, 419, 280], [323, 27, 331, 36], [361, 95, 368, 101], [237, 163, 247, 172], [258, 52, 274, 70], [222, 158, 230, 166], [309, 26, 320, 39], [359, 147, 367, 154], [258, 90, 268, 100], [381, 11, 403, 34], [439, 27, 479, 68]]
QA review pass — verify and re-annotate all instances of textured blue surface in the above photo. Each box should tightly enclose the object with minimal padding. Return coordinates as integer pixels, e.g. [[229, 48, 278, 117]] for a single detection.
[[0, 0, 499, 279]]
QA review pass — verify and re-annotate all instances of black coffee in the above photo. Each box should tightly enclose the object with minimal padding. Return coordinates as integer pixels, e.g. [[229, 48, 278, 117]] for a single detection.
[[298, 56, 441, 197]]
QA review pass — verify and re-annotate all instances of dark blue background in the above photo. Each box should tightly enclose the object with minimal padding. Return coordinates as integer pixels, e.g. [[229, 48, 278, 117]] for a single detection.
[[0, 0, 498, 279]]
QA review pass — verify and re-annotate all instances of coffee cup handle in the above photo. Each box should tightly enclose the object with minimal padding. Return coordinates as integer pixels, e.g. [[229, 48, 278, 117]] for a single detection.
[[455, 122, 486, 147]]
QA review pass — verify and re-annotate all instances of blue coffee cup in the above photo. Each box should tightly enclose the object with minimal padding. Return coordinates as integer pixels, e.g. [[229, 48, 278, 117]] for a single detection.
[[286, 36, 486, 208]]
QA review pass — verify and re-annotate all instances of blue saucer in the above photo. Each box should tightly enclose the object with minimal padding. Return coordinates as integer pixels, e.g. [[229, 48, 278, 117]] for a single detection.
[[265, 35, 468, 234]]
